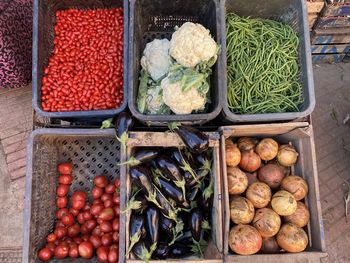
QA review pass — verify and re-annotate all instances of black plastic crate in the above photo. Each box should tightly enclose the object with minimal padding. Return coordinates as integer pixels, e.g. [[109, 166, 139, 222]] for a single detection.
[[220, 0, 316, 123], [32, 0, 128, 122], [128, 0, 222, 126]]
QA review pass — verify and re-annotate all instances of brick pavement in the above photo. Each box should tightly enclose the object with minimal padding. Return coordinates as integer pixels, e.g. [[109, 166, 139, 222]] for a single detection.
[[0, 64, 349, 261]]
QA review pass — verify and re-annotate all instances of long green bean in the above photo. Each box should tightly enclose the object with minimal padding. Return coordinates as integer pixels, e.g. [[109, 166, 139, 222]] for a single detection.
[[226, 14, 303, 114]]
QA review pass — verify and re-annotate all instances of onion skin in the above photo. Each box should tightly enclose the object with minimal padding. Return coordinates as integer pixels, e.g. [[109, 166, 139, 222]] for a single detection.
[[284, 201, 310, 227], [237, 137, 258, 152], [246, 182, 271, 208], [229, 225, 262, 255], [230, 196, 255, 224], [277, 223, 308, 253], [256, 138, 278, 161], [258, 164, 285, 189], [277, 145, 298, 167], [239, 151, 261, 172], [252, 208, 281, 238], [261, 237, 280, 254], [225, 140, 241, 167], [281, 175, 308, 201], [271, 190, 297, 216], [227, 167, 248, 195]]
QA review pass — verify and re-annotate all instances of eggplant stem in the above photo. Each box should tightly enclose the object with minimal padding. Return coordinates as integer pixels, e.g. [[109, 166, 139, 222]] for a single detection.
[[101, 118, 113, 129], [178, 149, 199, 182], [116, 132, 128, 148], [121, 200, 142, 214], [118, 157, 141, 167], [203, 175, 214, 201], [126, 232, 141, 257], [146, 190, 162, 209], [169, 220, 184, 245], [194, 239, 204, 258], [174, 179, 187, 202], [168, 122, 179, 132], [140, 246, 152, 263]]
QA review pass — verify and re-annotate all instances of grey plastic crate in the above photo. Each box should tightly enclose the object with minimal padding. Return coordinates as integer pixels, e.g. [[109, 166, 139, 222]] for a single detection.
[[22, 129, 126, 263], [128, 0, 222, 126], [220, 0, 315, 123], [32, 0, 128, 121]]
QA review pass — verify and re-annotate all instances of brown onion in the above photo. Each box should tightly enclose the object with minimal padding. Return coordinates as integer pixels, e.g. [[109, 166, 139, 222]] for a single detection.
[[230, 196, 255, 224], [277, 145, 298, 167], [227, 167, 248, 195], [225, 140, 241, 167], [258, 164, 285, 189], [246, 182, 271, 208], [284, 201, 310, 227], [256, 138, 278, 161], [277, 223, 308, 253], [229, 225, 262, 255], [271, 190, 297, 216], [261, 237, 280, 254], [237, 137, 258, 152], [239, 150, 261, 172], [281, 175, 308, 201]]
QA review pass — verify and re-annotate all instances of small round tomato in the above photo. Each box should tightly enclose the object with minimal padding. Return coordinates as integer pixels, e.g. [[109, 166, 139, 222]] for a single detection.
[[69, 208, 79, 217], [83, 210, 93, 221], [38, 247, 52, 261], [94, 175, 108, 188], [101, 193, 112, 202], [96, 246, 109, 262], [54, 244, 69, 259], [104, 199, 113, 208], [56, 208, 69, 219], [62, 213, 74, 226], [77, 212, 86, 225], [56, 184, 69, 197], [114, 178, 120, 188], [46, 233, 57, 243], [56, 197, 68, 208], [58, 174, 73, 185], [108, 247, 119, 263], [58, 163, 73, 174], [45, 242, 56, 254], [90, 235, 102, 249], [112, 218, 119, 231], [92, 187, 103, 199], [78, 241, 94, 259], [54, 227, 67, 239], [101, 233, 113, 247], [69, 244, 79, 258], [105, 183, 116, 194], [90, 203, 104, 216], [67, 224, 80, 238]]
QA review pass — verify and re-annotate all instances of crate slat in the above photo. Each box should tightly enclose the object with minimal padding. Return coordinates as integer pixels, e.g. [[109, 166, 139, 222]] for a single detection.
[[316, 16, 350, 28], [312, 34, 350, 44], [323, 4, 350, 17], [312, 53, 346, 63], [311, 43, 350, 53], [307, 1, 325, 13]]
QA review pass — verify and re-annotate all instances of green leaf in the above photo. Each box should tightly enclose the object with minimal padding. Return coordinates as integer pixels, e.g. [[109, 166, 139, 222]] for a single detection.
[[100, 118, 113, 129], [137, 69, 150, 113]]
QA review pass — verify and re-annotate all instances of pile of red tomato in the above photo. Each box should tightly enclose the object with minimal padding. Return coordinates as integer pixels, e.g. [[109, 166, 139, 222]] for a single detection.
[[38, 163, 120, 262], [41, 8, 124, 112]]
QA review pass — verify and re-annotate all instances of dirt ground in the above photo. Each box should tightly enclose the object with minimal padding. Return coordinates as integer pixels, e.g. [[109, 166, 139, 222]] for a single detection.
[[0, 63, 349, 262]]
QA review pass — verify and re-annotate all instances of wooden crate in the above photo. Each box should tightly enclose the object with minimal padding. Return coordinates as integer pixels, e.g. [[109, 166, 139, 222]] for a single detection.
[[220, 123, 327, 263], [121, 131, 224, 263], [307, 0, 325, 30]]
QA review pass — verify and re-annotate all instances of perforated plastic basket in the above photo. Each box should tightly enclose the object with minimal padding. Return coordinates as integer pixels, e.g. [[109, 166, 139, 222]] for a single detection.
[[128, 0, 222, 126], [32, 0, 128, 121], [22, 129, 125, 263], [220, 0, 315, 123]]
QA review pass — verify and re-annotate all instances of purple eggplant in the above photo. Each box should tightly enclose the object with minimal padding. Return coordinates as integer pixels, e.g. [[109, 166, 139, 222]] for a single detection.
[[145, 206, 160, 246], [124, 190, 148, 213], [132, 240, 152, 262], [153, 241, 170, 259], [115, 112, 134, 147], [157, 177, 189, 207], [170, 243, 192, 258], [159, 214, 175, 236], [169, 123, 209, 154], [190, 208, 203, 242], [120, 148, 160, 167], [126, 214, 146, 257]]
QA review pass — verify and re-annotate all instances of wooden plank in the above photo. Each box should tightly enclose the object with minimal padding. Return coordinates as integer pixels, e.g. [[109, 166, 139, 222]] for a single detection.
[[323, 4, 350, 17], [311, 43, 350, 53], [312, 34, 350, 44], [307, 1, 325, 13], [123, 131, 223, 263], [312, 53, 346, 63], [316, 16, 350, 29], [309, 14, 319, 29], [220, 123, 326, 258], [314, 27, 350, 34]]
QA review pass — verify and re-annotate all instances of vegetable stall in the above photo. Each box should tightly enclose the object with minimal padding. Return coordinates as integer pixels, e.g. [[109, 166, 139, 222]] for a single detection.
[[23, 0, 326, 263]]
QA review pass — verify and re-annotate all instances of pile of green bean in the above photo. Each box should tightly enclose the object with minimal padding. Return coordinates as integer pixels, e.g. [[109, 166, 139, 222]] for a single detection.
[[226, 14, 303, 114]]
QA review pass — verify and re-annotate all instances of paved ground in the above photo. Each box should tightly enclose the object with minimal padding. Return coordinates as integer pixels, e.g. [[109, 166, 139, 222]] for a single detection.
[[0, 63, 349, 261]]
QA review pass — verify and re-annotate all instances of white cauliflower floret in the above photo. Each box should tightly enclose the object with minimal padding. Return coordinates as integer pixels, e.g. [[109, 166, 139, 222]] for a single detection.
[[170, 22, 217, 68], [146, 85, 164, 114], [161, 77, 206, 115], [141, 39, 171, 81]]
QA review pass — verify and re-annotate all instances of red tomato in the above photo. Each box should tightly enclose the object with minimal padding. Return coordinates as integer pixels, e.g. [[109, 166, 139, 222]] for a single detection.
[[58, 174, 73, 185], [61, 213, 74, 226], [104, 199, 113, 208], [89, 235, 102, 249], [38, 247, 52, 261], [94, 175, 108, 188], [78, 241, 94, 259], [45, 242, 56, 254], [100, 221, 113, 233], [113, 206, 120, 216], [112, 218, 119, 231], [54, 244, 69, 259], [73, 237, 83, 244], [101, 233, 113, 247], [112, 194, 120, 205], [58, 163, 73, 174], [108, 247, 119, 263], [46, 233, 57, 243], [56, 197, 68, 208], [56, 184, 69, 197], [69, 208, 79, 217], [92, 225, 103, 237], [114, 178, 120, 188], [56, 208, 69, 219], [83, 210, 93, 221], [93, 199, 103, 205], [105, 183, 116, 194], [54, 227, 67, 239], [92, 187, 103, 199], [70, 191, 87, 210], [83, 204, 91, 211], [96, 246, 109, 262], [69, 244, 79, 258], [67, 224, 80, 238], [112, 231, 119, 242], [84, 219, 97, 232], [91, 203, 104, 216], [99, 208, 114, 221], [101, 193, 112, 202], [77, 212, 85, 225]]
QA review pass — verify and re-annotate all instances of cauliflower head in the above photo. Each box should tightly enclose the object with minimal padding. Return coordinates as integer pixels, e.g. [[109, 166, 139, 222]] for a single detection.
[[145, 85, 169, 114], [170, 22, 218, 68], [141, 39, 171, 81], [161, 76, 206, 115]]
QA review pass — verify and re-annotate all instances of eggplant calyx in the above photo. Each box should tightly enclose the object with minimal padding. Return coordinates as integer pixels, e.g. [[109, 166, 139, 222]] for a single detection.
[[146, 190, 162, 209], [122, 200, 142, 214], [178, 150, 199, 183], [116, 132, 128, 148], [101, 118, 113, 129], [191, 238, 207, 258], [126, 232, 141, 257], [118, 157, 141, 167], [202, 176, 214, 201], [168, 122, 180, 132], [173, 179, 187, 202], [202, 219, 211, 231], [169, 220, 184, 246], [150, 242, 157, 254], [137, 244, 152, 263]]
